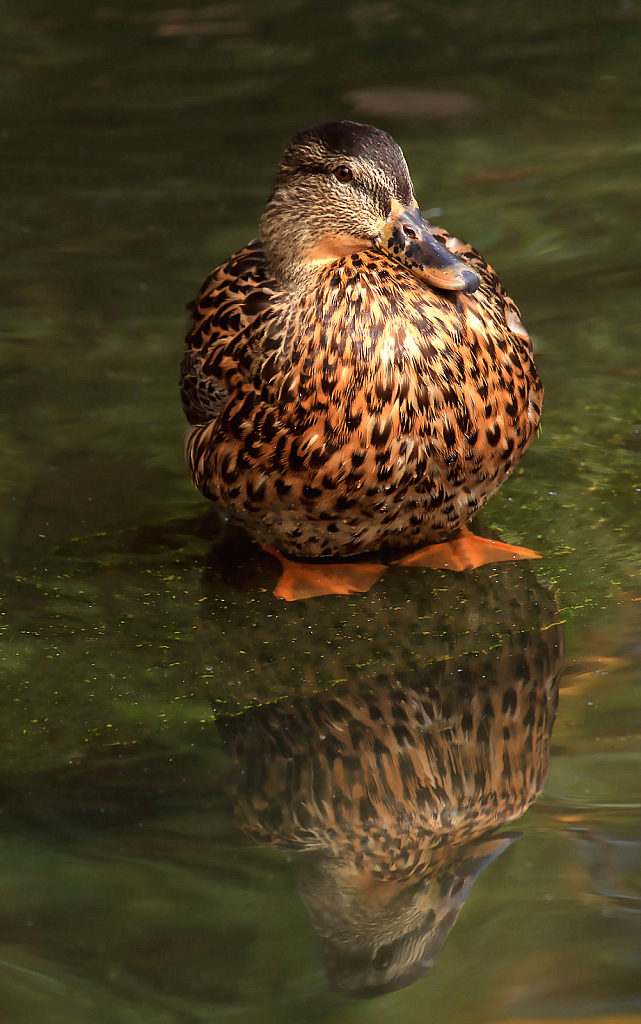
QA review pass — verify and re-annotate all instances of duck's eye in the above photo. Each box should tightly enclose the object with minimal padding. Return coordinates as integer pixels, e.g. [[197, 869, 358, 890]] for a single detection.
[[334, 165, 353, 183]]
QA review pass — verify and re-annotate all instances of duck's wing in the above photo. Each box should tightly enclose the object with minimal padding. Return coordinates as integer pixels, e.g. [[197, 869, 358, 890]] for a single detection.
[[180, 238, 274, 425]]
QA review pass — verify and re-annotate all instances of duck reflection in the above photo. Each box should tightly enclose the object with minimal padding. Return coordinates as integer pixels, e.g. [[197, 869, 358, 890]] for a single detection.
[[220, 570, 563, 998]]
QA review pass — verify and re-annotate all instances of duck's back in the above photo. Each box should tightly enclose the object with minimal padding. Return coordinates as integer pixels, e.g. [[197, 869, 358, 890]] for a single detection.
[[181, 232, 542, 558]]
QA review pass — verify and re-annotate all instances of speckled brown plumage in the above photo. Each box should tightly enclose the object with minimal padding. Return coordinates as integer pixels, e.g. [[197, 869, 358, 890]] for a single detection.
[[181, 122, 543, 558]]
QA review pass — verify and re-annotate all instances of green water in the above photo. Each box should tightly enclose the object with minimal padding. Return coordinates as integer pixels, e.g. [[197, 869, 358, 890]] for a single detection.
[[1, 1, 640, 1021]]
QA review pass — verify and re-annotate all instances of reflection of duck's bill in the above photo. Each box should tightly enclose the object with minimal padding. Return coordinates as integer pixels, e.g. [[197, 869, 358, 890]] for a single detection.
[[376, 202, 480, 294], [454, 832, 521, 881]]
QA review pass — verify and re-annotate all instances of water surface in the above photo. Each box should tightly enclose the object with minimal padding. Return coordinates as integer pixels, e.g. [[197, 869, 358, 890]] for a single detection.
[[1, 2, 640, 1022]]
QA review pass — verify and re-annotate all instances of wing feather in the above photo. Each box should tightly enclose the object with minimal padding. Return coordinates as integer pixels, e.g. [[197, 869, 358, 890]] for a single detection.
[[180, 239, 274, 425]]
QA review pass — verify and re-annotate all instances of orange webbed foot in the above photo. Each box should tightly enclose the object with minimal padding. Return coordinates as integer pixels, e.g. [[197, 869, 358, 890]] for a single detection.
[[264, 546, 387, 601], [393, 526, 541, 572]]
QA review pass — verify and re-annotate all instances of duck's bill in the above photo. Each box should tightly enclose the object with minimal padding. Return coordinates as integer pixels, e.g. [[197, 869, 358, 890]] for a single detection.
[[376, 204, 480, 294]]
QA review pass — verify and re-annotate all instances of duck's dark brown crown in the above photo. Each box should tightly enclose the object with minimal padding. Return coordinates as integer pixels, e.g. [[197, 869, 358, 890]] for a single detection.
[[278, 119, 414, 205]]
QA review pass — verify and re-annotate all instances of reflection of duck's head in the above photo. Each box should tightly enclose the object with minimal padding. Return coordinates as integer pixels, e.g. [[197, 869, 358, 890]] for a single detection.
[[300, 835, 516, 999]]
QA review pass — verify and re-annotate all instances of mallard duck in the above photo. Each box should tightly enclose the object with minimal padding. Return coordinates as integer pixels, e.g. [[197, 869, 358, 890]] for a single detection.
[[181, 121, 543, 599]]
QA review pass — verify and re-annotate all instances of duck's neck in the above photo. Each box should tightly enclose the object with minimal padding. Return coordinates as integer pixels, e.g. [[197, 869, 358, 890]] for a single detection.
[[260, 193, 372, 292]]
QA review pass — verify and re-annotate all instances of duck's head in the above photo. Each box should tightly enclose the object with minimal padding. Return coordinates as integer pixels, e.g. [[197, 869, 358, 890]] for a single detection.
[[260, 120, 480, 293]]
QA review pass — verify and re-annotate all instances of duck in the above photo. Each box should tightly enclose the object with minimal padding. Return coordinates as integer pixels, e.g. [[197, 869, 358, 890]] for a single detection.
[[181, 120, 543, 600]]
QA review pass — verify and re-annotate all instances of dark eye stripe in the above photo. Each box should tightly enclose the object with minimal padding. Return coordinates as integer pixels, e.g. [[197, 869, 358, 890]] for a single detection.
[[295, 163, 354, 182], [294, 162, 330, 176]]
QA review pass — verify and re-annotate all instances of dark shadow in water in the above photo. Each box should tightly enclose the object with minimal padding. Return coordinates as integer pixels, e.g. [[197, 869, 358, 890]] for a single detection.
[[220, 566, 563, 998]]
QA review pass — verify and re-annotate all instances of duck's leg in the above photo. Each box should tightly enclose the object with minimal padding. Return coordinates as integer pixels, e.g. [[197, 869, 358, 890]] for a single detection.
[[264, 546, 387, 601], [392, 526, 541, 571]]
